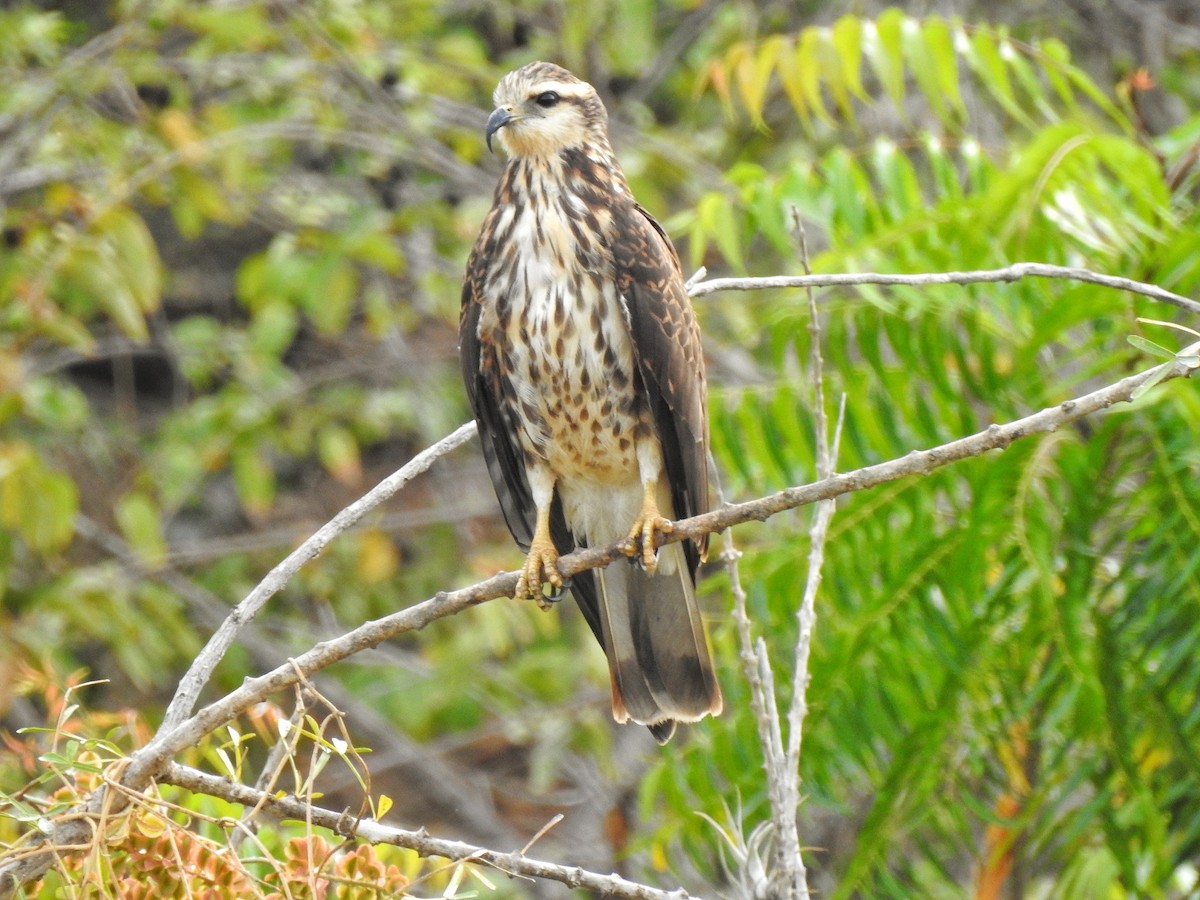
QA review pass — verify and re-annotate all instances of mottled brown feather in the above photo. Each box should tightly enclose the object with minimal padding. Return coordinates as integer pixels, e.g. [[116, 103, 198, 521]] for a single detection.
[[459, 61, 719, 740], [460, 242, 581, 562], [612, 203, 711, 572]]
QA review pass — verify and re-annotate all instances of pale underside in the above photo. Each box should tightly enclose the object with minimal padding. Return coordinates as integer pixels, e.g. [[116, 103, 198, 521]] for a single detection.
[[478, 197, 680, 573]]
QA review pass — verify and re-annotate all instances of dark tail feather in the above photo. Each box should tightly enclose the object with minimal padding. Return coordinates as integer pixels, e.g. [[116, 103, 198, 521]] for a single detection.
[[596, 542, 722, 743], [648, 720, 676, 743]]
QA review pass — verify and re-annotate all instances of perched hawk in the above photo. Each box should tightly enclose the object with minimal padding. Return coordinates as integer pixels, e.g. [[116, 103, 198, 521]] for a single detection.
[[460, 62, 722, 742]]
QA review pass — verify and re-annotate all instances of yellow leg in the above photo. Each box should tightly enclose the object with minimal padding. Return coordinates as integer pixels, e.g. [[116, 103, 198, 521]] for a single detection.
[[516, 502, 563, 609], [623, 480, 673, 572]]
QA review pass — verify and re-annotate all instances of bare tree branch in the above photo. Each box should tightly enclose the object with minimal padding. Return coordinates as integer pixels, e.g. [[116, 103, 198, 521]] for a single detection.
[[76, 502, 578, 854], [771, 217, 830, 899], [9, 246, 1200, 895], [689, 263, 1200, 316], [4, 345, 1192, 897], [161, 421, 478, 730], [723, 536, 786, 895], [159, 763, 693, 900]]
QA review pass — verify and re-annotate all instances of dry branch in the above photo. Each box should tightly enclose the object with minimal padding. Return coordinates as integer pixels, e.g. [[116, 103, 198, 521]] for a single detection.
[[689, 263, 1200, 315], [4, 255, 1198, 897], [3, 346, 1193, 897], [162, 764, 693, 900], [161, 421, 478, 730]]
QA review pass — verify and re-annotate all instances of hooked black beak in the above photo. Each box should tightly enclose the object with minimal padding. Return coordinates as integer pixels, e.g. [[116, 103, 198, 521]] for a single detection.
[[485, 107, 514, 153]]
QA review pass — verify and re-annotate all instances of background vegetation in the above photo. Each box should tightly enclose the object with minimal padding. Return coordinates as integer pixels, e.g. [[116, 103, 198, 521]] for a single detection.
[[1, 0, 1199, 896]]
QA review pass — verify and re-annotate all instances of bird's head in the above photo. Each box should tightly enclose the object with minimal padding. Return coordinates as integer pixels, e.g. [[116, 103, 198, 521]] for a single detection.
[[485, 62, 609, 158]]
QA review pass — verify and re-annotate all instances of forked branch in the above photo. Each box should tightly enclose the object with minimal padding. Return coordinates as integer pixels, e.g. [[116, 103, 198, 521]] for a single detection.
[[2, 264, 1197, 898]]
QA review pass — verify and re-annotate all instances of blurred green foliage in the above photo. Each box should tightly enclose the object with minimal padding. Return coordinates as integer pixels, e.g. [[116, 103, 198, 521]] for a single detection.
[[1, 2, 1199, 897]]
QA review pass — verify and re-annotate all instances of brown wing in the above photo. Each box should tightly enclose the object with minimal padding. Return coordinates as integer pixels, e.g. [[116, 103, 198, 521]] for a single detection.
[[460, 240, 536, 550], [611, 203, 710, 572]]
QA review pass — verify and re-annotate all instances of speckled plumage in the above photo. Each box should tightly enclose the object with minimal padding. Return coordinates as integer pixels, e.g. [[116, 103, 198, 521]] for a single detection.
[[460, 62, 721, 741]]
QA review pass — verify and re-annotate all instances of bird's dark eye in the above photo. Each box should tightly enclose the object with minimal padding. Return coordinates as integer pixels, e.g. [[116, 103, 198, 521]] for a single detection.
[[534, 91, 560, 108]]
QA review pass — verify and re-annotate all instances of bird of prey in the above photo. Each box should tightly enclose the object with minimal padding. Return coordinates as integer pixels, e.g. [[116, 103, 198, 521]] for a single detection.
[[460, 61, 722, 743]]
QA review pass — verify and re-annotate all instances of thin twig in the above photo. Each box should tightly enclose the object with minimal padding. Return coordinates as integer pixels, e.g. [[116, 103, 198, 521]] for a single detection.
[[520, 814, 565, 855], [688, 263, 1200, 316], [229, 697, 306, 851], [715, 441, 791, 889], [724, 539, 787, 833], [764, 211, 827, 898], [162, 764, 691, 900], [161, 421, 477, 730], [74, 513, 527, 850], [785, 221, 843, 777]]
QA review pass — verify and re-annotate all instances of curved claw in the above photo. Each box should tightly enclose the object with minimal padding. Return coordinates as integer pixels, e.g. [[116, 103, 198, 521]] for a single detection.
[[515, 536, 564, 610], [623, 510, 674, 572]]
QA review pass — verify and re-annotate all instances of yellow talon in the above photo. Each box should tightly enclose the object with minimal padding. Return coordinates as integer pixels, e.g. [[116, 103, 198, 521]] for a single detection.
[[516, 532, 563, 609], [623, 485, 673, 572]]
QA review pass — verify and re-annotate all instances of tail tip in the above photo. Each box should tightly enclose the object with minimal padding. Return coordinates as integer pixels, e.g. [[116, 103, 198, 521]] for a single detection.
[[648, 720, 676, 743]]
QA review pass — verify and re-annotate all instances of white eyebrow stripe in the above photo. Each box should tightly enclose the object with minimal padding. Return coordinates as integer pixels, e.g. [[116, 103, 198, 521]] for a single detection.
[[529, 81, 589, 99]]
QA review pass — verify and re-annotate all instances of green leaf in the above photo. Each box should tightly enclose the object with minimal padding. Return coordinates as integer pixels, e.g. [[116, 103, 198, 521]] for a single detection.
[[921, 17, 965, 124], [0, 8, 66, 64], [1003, 38, 1057, 122], [697, 192, 744, 271], [831, 15, 868, 101], [871, 138, 922, 221], [965, 29, 1031, 126], [822, 148, 877, 241], [922, 132, 962, 199], [115, 491, 168, 569], [796, 27, 833, 126], [814, 25, 855, 122], [231, 440, 275, 521], [776, 36, 809, 123], [182, 4, 274, 53], [1131, 363, 1173, 400], [249, 301, 299, 358], [57, 242, 149, 342], [870, 9, 908, 113], [1127, 335, 1175, 360], [903, 16, 950, 124], [100, 208, 163, 313], [735, 34, 784, 126], [1038, 38, 1078, 105], [1055, 53, 1132, 132], [235, 252, 271, 310], [344, 228, 404, 273], [0, 445, 78, 553], [317, 424, 362, 487], [21, 378, 88, 429], [302, 258, 357, 335]]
